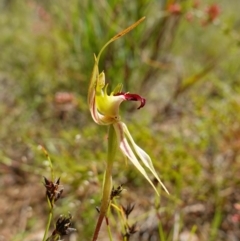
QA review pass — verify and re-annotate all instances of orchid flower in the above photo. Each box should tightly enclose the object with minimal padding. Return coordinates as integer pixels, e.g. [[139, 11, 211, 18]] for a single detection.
[[89, 18, 169, 241], [87, 20, 168, 196]]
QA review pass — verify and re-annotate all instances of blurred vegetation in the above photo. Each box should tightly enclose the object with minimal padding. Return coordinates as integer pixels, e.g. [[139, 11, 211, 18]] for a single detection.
[[0, 0, 240, 240]]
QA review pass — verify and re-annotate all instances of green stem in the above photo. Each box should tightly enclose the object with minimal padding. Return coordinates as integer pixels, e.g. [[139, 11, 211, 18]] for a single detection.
[[42, 204, 53, 241], [92, 125, 118, 241], [106, 216, 113, 241]]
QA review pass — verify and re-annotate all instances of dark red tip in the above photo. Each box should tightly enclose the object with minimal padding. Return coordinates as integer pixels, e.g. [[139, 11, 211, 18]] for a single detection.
[[115, 92, 146, 109]]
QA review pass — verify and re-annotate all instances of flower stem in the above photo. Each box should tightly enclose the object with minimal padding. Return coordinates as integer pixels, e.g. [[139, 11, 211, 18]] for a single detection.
[[92, 125, 118, 241]]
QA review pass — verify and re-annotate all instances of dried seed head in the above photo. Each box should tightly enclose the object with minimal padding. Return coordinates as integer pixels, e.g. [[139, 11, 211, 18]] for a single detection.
[[51, 214, 76, 237], [43, 177, 63, 206], [110, 185, 123, 200], [122, 203, 135, 219], [123, 223, 138, 240]]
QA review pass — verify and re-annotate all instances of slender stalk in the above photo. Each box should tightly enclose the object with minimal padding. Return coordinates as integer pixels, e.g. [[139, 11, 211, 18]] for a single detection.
[[106, 217, 113, 241], [92, 125, 118, 241], [42, 204, 53, 241], [40, 145, 54, 180], [41, 146, 54, 241]]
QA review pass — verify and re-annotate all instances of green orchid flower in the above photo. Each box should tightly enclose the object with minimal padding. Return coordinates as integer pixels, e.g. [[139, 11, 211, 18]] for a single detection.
[[89, 66, 168, 195], [88, 38, 168, 196], [89, 18, 169, 241]]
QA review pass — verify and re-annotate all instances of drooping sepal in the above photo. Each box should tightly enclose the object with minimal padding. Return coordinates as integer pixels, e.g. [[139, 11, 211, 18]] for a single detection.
[[113, 121, 169, 195]]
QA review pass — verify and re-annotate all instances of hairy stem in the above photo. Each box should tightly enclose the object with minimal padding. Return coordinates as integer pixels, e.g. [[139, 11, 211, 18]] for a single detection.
[[92, 125, 117, 241]]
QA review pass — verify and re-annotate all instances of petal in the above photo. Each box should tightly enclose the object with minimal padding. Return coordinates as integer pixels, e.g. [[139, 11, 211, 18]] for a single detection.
[[113, 122, 168, 195], [88, 57, 118, 125], [92, 95, 118, 125], [96, 84, 125, 120], [88, 55, 102, 124], [114, 93, 146, 109], [121, 122, 169, 194]]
